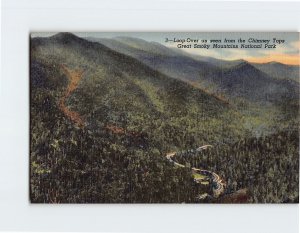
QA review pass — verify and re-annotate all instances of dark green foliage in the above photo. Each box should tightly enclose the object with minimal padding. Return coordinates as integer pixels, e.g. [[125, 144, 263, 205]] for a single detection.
[[174, 131, 299, 203], [30, 33, 299, 203]]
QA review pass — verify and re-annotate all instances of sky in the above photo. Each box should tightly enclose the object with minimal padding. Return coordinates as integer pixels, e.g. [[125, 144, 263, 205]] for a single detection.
[[31, 32, 299, 65]]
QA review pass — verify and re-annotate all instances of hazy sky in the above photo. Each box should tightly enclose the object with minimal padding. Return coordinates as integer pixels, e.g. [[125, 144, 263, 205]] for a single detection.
[[31, 32, 299, 65]]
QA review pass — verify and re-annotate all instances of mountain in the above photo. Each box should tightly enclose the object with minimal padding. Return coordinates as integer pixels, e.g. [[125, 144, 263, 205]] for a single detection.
[[31, 33, 232, 126], [178, 52, 245, 69], [30, 33, 299, 204], [252, 62, 299, 82], [85, 36, 300, 138], [30, 32, 248, 203], [87, 37, 299, 105], [209, 61, 299, 103], [87, 36, 219, 84]]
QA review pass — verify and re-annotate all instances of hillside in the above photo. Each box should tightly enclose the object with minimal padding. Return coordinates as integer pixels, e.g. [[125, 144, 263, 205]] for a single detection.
[[30, 33, 299, 203], [252, 62, 299, 82], [87, 36, 219, 84], [87, 37, 299, 135], [31, 33, 241, 142], [210, 61, 298, 103], [30, 33, 247, 203], [88, 37, 299, 104]]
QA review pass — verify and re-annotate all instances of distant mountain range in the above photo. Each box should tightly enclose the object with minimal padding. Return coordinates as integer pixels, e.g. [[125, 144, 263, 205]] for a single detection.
[[88, 36, 299, 80], [87, 36, 299, 106]]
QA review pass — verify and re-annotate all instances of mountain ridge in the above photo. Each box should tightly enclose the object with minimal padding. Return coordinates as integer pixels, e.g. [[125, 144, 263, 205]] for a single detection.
[[86, 36, 299, 106]]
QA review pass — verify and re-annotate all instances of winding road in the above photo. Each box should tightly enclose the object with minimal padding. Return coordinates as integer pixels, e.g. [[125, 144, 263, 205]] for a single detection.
[[166, 145, 226, 199], [58, 65, 226, 200]]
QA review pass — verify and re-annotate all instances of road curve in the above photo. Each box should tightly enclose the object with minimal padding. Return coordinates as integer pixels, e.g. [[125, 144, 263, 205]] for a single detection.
[[166, 146, 226, 199]]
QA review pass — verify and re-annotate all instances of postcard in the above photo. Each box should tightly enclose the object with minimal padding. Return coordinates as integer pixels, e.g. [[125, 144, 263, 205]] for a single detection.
[[30, 32, 299, 203]]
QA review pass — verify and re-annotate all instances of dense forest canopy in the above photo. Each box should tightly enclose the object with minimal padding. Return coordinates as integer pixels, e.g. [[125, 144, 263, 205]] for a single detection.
[[30, 33, 299, 203]]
